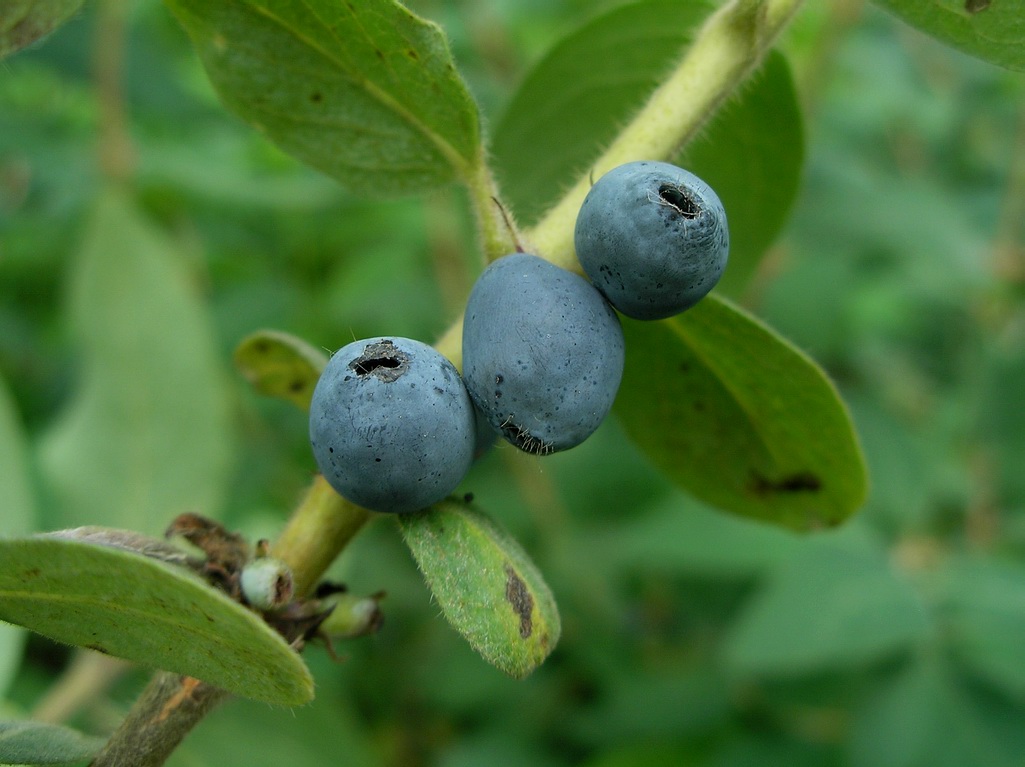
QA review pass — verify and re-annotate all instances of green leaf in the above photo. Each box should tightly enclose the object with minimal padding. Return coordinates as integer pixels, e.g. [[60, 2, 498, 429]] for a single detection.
[[582, 743, 701, 767], [36, 189, 232, 536], [871, 0, 1025, 72], [723, 545, 930, 675], [568, 664, 730, 746], [590, 497, 799, 579], [938, 556, 1025, 699], [0, 0, 84, 59], [233, 330, 328, 411], [0, 536, 314, 705], [848, 656, 1017, 767], [491, 2, 804, 291], [163, 0, 482, 196], [0, 376, 35, 697], [398, 499, 560, 679], [976, 344, 1025, 505], [0, 719, 104, 765], [491, 0, 712, 224], [614, 295, 868, 530]]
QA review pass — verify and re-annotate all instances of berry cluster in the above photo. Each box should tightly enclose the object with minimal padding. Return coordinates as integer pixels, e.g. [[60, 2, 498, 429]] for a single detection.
[[309, 161, 728, 513]]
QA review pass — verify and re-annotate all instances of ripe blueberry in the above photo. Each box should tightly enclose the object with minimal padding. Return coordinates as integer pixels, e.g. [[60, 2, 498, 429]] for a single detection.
[[574, 161, 729, 320], [462, 253, 624, 455], [309, 337, 476, 513]]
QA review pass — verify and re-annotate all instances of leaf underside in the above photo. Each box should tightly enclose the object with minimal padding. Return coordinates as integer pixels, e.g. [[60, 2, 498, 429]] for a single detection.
[[0, 719, 105, 766], [399, 500, 560, 679], [0, 537, 314, 705]]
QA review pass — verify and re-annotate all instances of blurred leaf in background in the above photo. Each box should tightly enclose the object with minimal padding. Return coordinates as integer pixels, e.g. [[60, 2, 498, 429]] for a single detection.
[[0, 375, 35, 698], [0, 0, 84, 59], [35, 190, 233, 535]]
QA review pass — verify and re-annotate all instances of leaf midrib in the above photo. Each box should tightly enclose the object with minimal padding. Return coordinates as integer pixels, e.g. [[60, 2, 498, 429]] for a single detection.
[[0, 586, 280, 658], [242, 0, 474, 179]]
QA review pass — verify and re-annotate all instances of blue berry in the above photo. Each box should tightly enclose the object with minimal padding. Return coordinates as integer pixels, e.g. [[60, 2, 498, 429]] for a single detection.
[[574, 161, 729, 320], [462, 254, 624, 455], [309, 337, 475, 513]]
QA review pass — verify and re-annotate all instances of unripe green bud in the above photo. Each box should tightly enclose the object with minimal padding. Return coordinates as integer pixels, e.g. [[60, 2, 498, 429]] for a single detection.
[[319, 591, 384, 639]]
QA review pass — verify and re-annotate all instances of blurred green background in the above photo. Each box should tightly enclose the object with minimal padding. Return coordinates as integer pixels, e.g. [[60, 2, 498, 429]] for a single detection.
[[2, 0, 1025, 765]]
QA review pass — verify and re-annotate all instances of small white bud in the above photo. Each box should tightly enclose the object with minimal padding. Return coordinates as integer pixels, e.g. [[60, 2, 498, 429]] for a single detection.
[[239, 557, 294, 610]]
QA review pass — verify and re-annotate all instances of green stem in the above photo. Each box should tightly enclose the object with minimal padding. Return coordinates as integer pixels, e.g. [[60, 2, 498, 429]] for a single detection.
[[527, 0, 805, 273], [270, 474, 373, 597], [465, 147, 522, 263]]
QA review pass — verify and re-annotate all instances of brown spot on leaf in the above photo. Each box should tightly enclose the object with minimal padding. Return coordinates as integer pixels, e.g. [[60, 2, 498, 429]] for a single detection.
[[310, 92, 323, 103], [23, 567, 40, 578], [965, 0, 990, 12], [750, 470, 822, 496], [289, 379, 306, 393], [407, 49, 419, 60], [504, 564, 533, 639]]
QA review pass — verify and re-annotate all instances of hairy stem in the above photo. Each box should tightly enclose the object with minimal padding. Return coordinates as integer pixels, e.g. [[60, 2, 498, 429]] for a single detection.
[[432, 0, 803, 359], [529, 0, 805, 272], [89, 673, 229, 767], [464, 149, 523, 263]]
